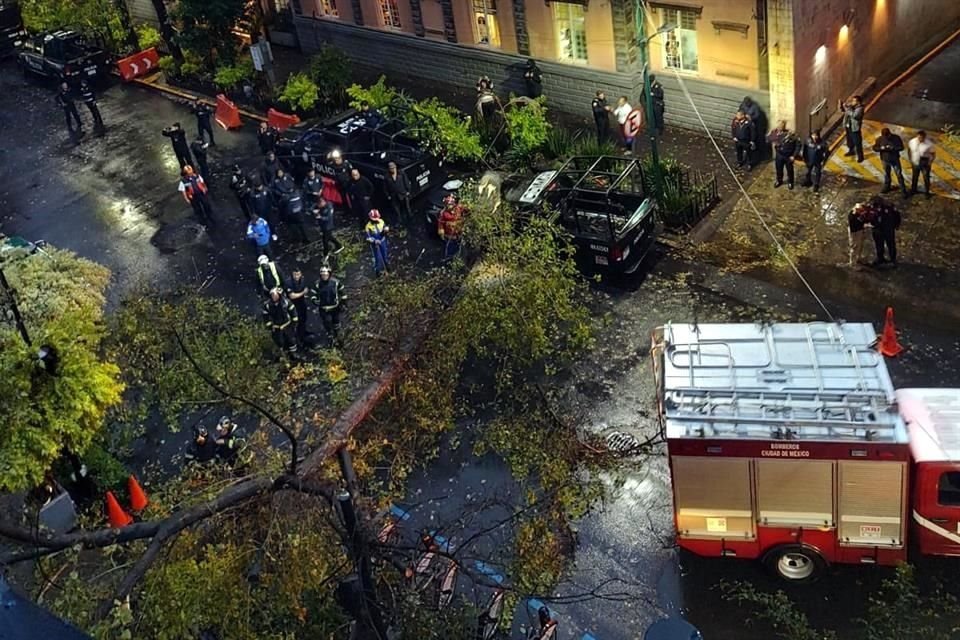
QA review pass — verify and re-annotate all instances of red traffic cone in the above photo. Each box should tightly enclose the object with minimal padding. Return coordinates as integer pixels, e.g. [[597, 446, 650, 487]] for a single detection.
[[105, 491, 133, 528], [128, 475, 149, 512], [876, 307, 904, 357]]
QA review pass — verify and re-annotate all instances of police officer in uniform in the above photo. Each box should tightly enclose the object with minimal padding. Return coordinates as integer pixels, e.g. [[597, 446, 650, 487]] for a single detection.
[[285, 267, 311, 346], [230, 165, 254, 220], [190, 135, 211, 181], [272, 167, 296, 223], [162, 122, 193, 169], [78, 80, 104, 132], [260, 151, 281, 189], [256, 254, 285, 296], [647, 74, 665, 135], [731, 110, 755, 170], [311, 266, 345, 346], [802, 129, 829, 192], [591, 90, 610, 144], [302, 166, 324, 208], [284, 188, 310, 244], [57, 82, 83, 135], [767, 120, 800, 189], [191, 98, 216, 145], [258, 121, 279, 154], [313, 197, 343, 256], [262, 287, 300, 359], [252, 180, 277, 238], [523, 59, 543, 99]]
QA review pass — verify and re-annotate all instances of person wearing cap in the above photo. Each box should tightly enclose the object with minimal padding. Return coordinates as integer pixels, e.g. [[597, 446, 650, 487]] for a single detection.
[[163, 122, 193, 169], [364, 209, 390, 275], [846, 201, 874, 267], [256, 255, 285, 295], [311, 266, 346, 345], [314, 196, 343, 256], [190, 134, 210, 181], [285, 267, 311, 345], [191, 98, 216, 145], [230, 165, 254, 220], [246, 213, 273, 258], [178, 165, 215, 226], [262, 287, 300, 359]]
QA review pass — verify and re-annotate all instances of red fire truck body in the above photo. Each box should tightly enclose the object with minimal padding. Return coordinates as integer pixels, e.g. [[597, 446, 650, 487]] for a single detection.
[[652, 322, 960, 582]]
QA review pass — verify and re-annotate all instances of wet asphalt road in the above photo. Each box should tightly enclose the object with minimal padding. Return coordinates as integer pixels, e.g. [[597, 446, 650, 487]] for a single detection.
[[5, 63, 960, 639]]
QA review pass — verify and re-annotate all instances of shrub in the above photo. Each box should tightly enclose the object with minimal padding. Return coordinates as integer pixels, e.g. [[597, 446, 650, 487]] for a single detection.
[[158, 55, 179, 77], [279, 72, 319, 112], [214, 59, 254, 90], [309, 46, 352, 112], [543, 127, 578, 160], [408, 97, 484, 163], [573, 135, 618, 158], [503, 98, 551, 168], [135, 23, 162, 50], [346, 75, 398, 111], [180, 61, 203, 77]]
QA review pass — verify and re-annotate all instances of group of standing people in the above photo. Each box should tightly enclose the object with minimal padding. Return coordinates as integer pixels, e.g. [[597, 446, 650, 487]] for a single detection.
[[590, 75, 665, 151], [56, 79, 104, 138]]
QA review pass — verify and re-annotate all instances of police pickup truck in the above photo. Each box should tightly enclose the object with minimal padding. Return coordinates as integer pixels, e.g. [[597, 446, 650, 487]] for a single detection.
[[0, 1, 25, 58], [18, 30, 110, 82], [503, 156, 658, 274], [276, 109, 447, 199]]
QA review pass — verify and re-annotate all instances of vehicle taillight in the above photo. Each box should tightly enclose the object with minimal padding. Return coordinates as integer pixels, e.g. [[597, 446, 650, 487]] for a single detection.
[[610, 245, 623, 261]]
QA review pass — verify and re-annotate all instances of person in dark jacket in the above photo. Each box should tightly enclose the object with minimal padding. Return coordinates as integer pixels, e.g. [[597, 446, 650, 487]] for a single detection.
[[731, 110, 755, 170], [178, 166, 214, 226], [739, 96, 763, 151], [230, 165, 254, 220], [346, 168, 375, 220], [257, 121, 279, 154], [260, 151, 281, 188], [767, 120, 800, 189], [56, 82, 83, 135], [523, 59, 543, 99], [262, 287, 299, 359], [78, 80, 104, 132], [840, 95, 865, 162], [251, 181, 276, 236], [190, 135, 210, 181], [647, 74, 665, 134], [313, 197, 343, 256], [162, 122, 193, 169], [311, 266, 346, 345], [873, 128, 907, 196], [359, 101, 383, 130], [272, 168, 296, 222], [802, 130, 829, 192], [328, 150, 353, 208], [191, 98, 215, 145], [285, 267, 311, 346], [591, 91, 610, 143], [384, 161, 412, 222], [284, 188, 310, 244], [302, 166, 324, 207], [847, 202, 873, 267], [256, 255, 286, 296], [870, 197, 901, 267]]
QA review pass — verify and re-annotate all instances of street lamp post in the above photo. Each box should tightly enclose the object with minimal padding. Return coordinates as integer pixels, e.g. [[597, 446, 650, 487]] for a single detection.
[[634, 0, 675, 200]]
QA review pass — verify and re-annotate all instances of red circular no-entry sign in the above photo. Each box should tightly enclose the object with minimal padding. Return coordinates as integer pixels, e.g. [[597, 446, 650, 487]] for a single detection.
[[623, 108, 644, 139]]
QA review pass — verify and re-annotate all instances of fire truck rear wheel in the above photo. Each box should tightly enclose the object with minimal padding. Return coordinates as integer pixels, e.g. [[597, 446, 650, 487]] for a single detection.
[[764, 545, 827, 583]]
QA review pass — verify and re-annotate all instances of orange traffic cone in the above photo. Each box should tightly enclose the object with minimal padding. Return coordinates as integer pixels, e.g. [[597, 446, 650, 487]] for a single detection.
[[876, 307, 904, 357], [128, 475, 149, 512], [105, 491, 133, 528]]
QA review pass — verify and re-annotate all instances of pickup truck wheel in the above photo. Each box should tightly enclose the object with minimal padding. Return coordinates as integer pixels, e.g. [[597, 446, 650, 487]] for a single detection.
[[763, 545, 826, 583]]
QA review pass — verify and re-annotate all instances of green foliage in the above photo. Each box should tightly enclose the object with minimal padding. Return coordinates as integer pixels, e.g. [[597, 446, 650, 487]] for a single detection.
[[543, 126, 578, 160], [20, 0, 132, 53], [134, 23, 162, 50], [0, 247, 123, 492], [214, 58, 254, 89], [308, 46, 352, 113], [573, 134, 619, 158], [82, 443, 129, 493], [179, 60, 202, 77], [408, 97, 484, 163], [171, 0, 246, 68], [503, 98, 551, 168], [106, 293, 281, 429], [942, 124, 960, 152], [719, 581, 837, 640], [346, 75, 398, 111], [158, 54, 178, 76], [858, 564, 960, 640], [279, 72, 320, 112]]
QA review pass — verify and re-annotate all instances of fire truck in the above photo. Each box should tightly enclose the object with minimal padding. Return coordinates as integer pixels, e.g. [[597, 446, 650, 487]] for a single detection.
[[651, 321, 960, 582]]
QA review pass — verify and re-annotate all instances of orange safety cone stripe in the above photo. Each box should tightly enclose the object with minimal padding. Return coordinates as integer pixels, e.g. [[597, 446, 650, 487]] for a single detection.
[[877, 306, 905, 357], [128, 474, 149, 512], [105, 491, 133, 528]]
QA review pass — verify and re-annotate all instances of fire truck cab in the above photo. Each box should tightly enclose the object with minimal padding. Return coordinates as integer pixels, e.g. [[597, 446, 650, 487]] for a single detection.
[[651, 322, 960, 582]]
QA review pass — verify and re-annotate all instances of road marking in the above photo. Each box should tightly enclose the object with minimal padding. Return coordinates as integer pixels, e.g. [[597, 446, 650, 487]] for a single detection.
[[389, 504, 411, 520], [826, 119, 960, 199]]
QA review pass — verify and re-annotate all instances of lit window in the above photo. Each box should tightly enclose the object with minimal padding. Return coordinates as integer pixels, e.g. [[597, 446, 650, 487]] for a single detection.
[[317, 0, 339, 17], [380, 0, 401, 29], [473, 0, 500, 47], [662, 8, 698, 73], [555, 3, 587, 64]]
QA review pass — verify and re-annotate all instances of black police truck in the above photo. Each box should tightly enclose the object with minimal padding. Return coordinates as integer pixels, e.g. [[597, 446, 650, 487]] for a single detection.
[[0, 1, 25, 58]]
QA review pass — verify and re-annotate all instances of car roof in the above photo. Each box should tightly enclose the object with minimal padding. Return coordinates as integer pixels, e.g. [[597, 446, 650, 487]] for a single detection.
[[898, 388, 960, 463]]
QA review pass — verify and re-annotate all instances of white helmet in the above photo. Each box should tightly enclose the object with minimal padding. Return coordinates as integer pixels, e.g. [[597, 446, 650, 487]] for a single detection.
[[257, 255, 269, 265]]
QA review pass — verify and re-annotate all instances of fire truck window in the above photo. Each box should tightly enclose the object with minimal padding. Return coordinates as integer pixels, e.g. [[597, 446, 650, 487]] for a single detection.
[[938, 472, 960, 506]]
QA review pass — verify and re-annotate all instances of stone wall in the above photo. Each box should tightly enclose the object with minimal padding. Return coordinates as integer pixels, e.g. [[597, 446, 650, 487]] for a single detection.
[[294, 15, 769, 135], [125, 0, 159, 26], [790, 0, 960, 135]]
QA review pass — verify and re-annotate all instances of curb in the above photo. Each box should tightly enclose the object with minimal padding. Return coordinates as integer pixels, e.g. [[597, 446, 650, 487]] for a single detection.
[[129, 73, 267, 123]]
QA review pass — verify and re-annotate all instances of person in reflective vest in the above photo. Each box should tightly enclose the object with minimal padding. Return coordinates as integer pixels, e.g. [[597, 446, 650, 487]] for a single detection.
[[256, 254, 285, 295], [364, 209, 390, 275], [437, 194, 465, 261], [262, 288, 299, 358], [178, 166, 214, 226], [311, 266, 346, 345]]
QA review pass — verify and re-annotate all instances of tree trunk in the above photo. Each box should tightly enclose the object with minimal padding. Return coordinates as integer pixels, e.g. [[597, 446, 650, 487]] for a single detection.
[[150, 0, 183, 61]]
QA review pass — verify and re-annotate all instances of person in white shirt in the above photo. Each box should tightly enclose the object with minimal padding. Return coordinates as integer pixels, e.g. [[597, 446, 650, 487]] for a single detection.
[[612, 96, 633, 153], [907, 130, 936, 197]]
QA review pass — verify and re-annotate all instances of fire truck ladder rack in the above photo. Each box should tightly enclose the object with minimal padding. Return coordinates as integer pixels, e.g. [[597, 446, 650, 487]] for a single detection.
[[660, 321, 904, 442]]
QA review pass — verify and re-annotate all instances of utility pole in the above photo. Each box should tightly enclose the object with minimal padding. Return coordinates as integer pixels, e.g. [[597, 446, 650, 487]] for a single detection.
[[635, 0, 660, 169]]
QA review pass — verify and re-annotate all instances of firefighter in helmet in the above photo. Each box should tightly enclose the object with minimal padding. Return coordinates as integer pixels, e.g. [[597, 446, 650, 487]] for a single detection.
[[311, 265, 346, 346], [262, 287, 300, 359]]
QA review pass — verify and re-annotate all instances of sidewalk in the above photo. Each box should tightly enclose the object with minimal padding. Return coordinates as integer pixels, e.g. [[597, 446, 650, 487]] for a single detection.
[[692, 164, 960, 329]]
